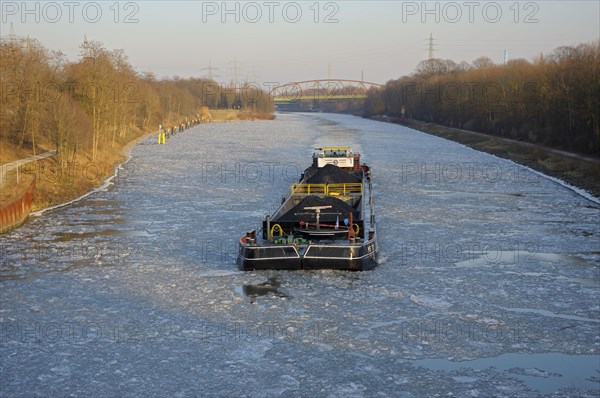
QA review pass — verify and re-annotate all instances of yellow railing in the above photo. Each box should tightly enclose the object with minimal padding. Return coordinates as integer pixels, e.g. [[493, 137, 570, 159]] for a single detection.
[[327, 183, 363, 196], [291, 183, 362, 196], [291, 184, 327, 195]]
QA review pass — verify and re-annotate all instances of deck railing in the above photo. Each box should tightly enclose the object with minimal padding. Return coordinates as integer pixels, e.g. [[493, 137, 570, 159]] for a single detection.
[[291, 183, 363, 196], [291, 183, 327, 195], [327, 183, 362, 195]]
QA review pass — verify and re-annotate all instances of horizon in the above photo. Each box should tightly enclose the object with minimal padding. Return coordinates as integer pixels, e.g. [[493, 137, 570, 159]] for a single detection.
[[1, 1, 599, 86]]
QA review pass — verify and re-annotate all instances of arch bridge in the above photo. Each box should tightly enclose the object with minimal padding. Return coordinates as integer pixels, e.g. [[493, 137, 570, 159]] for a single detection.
[[270, 79, 383, 103]]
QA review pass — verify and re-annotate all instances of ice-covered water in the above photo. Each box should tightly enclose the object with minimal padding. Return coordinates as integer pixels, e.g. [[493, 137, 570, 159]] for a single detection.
[[1, 113, 599, 397]]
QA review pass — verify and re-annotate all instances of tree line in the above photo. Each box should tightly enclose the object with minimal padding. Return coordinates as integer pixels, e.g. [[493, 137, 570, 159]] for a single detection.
[[0, 37, 274, 174], [363, 41, 600, 156]]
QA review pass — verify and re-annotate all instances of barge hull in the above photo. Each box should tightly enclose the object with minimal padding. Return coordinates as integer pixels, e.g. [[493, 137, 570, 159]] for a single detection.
[[237, 241, 378, 271]]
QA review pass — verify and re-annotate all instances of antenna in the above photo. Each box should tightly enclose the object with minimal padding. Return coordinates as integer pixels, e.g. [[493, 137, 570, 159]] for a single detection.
[[81, 33, 93, 61], [9, 22, 16, 40], [229, 57, 242, 85], [247, 66, 261, 84], [426, 33, 436, 60], [201, 59, 220, 81]]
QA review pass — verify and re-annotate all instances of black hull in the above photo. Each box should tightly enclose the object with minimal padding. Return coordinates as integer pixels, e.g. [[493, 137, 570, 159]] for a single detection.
[[237, 240, 378, 271], [237, 257, 303, 271]]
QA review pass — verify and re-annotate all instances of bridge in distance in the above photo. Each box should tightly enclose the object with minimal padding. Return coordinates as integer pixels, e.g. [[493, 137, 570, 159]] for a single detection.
[[270, 79, 384, 104]]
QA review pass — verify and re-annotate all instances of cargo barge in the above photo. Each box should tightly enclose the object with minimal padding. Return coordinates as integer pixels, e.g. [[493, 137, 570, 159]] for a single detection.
[[237, 147, 378, 271]]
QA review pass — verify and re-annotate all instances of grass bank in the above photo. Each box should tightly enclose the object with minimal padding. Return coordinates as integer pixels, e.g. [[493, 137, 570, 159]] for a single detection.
[[372, 116, 600, 200]]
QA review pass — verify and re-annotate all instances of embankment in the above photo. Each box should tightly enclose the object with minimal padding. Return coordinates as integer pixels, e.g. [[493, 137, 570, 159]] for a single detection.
[[0, 175, 35, 233], [373, 117, 600, 200]]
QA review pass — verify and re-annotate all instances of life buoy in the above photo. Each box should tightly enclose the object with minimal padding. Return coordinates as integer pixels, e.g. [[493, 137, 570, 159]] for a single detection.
[[270, 224, 283, 240], [353, 223, 360, 235]]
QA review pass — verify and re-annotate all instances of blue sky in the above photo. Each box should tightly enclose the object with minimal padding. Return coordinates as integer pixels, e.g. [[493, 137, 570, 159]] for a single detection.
[[1, 1, 598, 86]]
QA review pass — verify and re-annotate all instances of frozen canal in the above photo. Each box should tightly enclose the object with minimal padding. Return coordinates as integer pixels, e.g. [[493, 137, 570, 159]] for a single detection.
[[1, 113, 599, 397]]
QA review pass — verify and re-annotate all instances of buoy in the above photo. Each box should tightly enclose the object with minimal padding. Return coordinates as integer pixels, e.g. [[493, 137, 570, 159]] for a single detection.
[[270, 224, 283, 240]]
